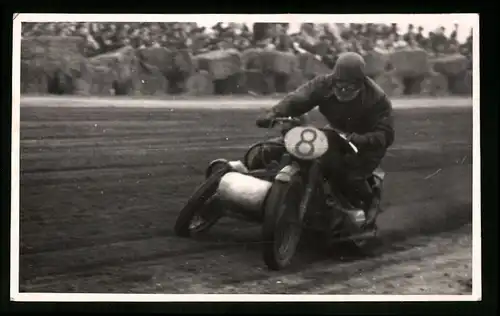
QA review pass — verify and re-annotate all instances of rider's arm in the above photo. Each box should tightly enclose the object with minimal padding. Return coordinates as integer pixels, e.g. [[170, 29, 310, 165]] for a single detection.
[[269, 75, 328, 118], [363, 95, 395, 150]]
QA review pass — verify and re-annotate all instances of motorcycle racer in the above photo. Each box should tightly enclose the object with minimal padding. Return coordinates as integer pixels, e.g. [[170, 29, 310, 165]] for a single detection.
[[256, 52, 395, 229]]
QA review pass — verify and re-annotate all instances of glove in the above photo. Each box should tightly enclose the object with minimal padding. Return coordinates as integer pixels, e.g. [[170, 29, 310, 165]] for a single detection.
[[346, 133, 370, 147], [256, 112, 276, 128]]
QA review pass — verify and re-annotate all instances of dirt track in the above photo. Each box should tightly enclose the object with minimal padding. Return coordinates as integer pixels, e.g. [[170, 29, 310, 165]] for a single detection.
[[18, 98, 474, 294]]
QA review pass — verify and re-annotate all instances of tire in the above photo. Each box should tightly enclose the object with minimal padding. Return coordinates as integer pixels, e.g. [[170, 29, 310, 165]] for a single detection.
[[262, 174, 304, 270], [174, 166, 229, 238]]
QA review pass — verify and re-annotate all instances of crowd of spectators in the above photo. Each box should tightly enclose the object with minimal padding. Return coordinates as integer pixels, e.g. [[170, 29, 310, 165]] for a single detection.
[[22, 21, 473, 63]]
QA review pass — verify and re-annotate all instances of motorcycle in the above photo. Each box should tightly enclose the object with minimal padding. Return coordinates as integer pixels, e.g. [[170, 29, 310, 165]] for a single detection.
[[173, 116, 385, 271]]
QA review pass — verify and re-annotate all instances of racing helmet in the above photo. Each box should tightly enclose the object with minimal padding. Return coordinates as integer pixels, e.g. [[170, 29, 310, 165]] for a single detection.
[[331, 52, 366, 102]]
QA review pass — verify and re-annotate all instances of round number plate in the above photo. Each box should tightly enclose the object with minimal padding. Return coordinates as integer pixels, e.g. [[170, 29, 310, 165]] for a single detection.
[[283, 126, 329, 160]]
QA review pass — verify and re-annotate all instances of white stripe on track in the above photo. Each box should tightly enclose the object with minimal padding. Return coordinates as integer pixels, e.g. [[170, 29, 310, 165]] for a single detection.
[[20, 96, 473, 109]]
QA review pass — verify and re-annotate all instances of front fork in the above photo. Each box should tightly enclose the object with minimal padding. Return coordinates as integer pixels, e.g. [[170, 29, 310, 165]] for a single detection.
[[298, 162, 321, 222], [275, 155, 322, 223]]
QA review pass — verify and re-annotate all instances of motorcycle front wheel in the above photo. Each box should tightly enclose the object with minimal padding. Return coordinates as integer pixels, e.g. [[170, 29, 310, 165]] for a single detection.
[[173, 166, 229, 238], [262, 174, 304, 271]]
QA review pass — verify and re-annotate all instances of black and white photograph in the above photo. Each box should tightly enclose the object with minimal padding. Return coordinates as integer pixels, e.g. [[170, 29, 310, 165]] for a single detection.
[[11, 13, 480, 301]]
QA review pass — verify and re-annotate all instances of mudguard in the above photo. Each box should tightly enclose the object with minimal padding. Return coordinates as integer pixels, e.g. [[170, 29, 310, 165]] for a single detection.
[[228, 160, 250, 174], [275, 162, 301, 183], [205, 159, 249, 179]]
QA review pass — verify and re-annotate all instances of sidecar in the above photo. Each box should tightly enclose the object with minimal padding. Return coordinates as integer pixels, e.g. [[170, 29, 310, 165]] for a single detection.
[[173, 139, 286, 238]]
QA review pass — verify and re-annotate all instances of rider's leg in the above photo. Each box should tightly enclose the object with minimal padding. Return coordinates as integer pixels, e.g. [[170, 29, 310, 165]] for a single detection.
[[344, 151, 385, 227], [319, 130, 385, 228], [320, 130, 354, 202], [319, 146, 353, 229], [345, 172, 373, 209], [319, 146, 348, 197]]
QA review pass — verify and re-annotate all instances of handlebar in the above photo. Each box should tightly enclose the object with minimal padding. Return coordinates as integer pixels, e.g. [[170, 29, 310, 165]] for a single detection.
[[255, 116, 301, 129], [269, 117, 304, 126], [328, 126, 359, 154]]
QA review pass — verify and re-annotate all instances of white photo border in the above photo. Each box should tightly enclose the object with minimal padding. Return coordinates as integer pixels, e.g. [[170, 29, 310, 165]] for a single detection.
[[11, 13, 481, 302]]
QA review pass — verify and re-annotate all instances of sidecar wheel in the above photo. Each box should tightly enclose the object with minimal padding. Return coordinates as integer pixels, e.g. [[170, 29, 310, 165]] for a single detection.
[[262, 175, 304, 271], [174, 166, 229, 238]]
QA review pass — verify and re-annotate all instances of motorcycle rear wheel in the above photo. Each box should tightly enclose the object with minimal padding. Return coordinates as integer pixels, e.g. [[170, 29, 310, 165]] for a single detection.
[[262, 174, 304, 271], [174, 166, 229, 238]]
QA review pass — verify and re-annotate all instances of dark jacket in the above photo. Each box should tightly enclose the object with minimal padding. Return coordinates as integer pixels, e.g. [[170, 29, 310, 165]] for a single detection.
[[269, 73, 395, 153]]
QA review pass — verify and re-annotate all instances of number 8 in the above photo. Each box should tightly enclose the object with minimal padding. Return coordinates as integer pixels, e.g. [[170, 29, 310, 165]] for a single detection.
[[295, 128, 318, 157]]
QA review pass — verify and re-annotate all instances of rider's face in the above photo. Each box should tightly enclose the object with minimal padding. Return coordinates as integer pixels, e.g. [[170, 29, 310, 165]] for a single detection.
[[333, 80, 362, 102]]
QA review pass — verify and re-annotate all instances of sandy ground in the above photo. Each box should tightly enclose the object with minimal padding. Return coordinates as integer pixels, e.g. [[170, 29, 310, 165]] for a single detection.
[[16, 97, 476, 297]]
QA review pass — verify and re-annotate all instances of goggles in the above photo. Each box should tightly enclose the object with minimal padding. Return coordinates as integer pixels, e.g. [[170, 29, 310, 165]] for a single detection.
[[333, 80, 362, 102]]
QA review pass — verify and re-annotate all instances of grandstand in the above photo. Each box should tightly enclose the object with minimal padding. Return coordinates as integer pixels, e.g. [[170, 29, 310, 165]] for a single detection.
[[20, 22, 473, 97]]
